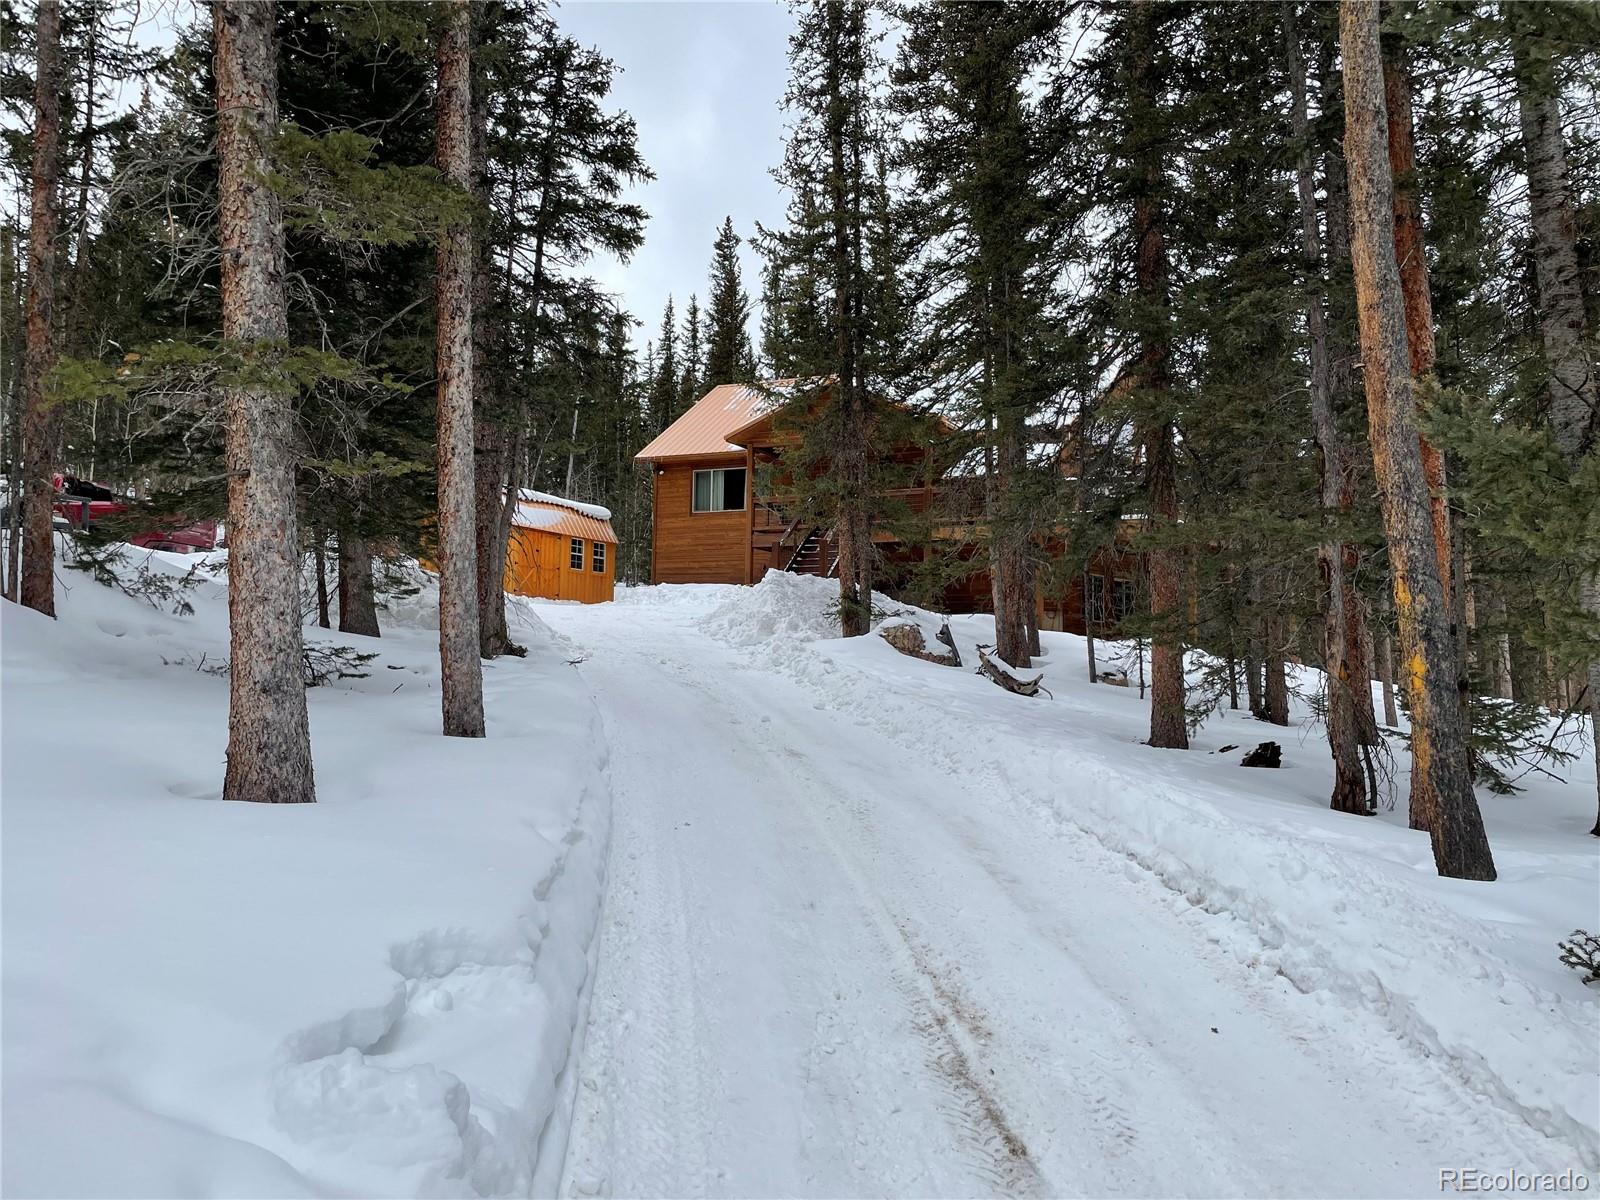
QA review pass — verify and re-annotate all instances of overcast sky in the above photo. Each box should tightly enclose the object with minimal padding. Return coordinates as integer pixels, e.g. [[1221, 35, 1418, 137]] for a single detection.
[[554, 1, 797, 356]]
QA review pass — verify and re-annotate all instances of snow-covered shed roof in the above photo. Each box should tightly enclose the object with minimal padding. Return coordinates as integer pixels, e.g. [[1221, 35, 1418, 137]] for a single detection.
[[511, 490, 617, 544]]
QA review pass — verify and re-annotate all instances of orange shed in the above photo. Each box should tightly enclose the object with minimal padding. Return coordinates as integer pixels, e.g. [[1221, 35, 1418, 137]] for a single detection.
[[504, 490, 617, 604]]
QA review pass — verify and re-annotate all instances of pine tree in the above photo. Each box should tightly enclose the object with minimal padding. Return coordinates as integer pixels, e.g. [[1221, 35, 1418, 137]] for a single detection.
[[704, 216, 753, 385], [678, 293, 703, 413], [649, 295, 677, 432], [214, 0, 315, 803], [1509, 2, 1600, 834], [894, 1, 1064, 666], [1126, 0, 1187, 747], [1340, 0, 1493, 880], [762, 0, 901, 637], [434, 0, 486, 738]]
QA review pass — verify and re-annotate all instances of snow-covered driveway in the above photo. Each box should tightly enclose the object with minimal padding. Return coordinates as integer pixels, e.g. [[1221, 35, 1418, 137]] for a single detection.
[[540, 588, 1561, 1199]]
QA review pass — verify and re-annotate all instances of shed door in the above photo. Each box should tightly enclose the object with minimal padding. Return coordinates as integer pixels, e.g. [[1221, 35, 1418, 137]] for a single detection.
[[533, 536, 561, 599]]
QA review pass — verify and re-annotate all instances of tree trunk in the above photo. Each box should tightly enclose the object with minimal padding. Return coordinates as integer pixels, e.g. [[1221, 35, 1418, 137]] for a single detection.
[[1264, 613, 1291, 727], [1376, 613, 1399, 728], [20, 0, 62, 617], [1513, 20, 1600, 834], [823, 4, 872, 640], [991, 408, 1031, 667], [434, 0, 485, 738], [214, 0, 315, 804], [474, 417, 511, 656], [470, 32, 511, 662], [1287, 1, 1374, 812], [313, 531, 330, 628], [1382, 30, 1463, 831], [337, 530, 380, 637], [1340, 0, 1493, 879], [1130, 0, 1186, 749]]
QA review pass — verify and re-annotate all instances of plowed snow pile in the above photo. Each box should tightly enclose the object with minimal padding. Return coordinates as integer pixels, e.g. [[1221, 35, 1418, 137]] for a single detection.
[[695, 573, 1600, 1166], [2, 548, 610, 1198]]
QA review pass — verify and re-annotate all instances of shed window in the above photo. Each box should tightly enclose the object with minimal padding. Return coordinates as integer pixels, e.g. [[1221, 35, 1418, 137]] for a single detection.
[[592, 541, 606, 573], [692, 467, 746, 513], [569, 538, 584, 569]]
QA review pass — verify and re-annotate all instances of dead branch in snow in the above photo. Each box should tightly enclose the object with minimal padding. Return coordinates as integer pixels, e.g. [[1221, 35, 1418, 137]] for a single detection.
[[975, 644, 1050, 698]]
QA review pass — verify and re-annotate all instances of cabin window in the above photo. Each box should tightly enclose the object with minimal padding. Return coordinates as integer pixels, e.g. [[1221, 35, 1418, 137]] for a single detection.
[[569, 538, 584, 569], [692, 467, 746, 513], [1084, 577, 1104, 627], [1111, 577, 1135, 624], [592, 541, 606, 573]]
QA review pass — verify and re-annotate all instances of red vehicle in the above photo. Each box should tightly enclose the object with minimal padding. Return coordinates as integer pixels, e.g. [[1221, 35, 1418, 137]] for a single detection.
[[51, 474, 220, 553]]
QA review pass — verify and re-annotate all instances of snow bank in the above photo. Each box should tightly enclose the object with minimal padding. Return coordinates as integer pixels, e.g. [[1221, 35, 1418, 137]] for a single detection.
[[2, 546, 611, 1197], [697, 573, 1600, 1166]]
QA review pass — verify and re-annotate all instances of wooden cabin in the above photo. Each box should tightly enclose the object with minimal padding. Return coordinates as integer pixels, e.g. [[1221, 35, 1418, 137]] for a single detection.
[[503, 490, 617, 603], [636, 382, 1139, 635]]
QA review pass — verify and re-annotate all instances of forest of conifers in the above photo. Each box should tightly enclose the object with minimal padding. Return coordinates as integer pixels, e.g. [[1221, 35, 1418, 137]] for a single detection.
[[2, 1, 1596, 881]]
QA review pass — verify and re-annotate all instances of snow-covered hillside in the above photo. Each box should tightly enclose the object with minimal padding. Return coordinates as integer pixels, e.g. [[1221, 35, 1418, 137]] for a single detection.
[[3, 559, 1595, 1198], [2, 551, 609, 1197]]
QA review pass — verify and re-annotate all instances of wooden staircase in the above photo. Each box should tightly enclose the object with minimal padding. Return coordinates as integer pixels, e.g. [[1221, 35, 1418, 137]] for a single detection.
[[785, 526, 838, 577]]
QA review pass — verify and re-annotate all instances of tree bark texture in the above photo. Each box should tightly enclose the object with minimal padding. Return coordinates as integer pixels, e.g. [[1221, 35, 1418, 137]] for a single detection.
[[434, 0, 486, 737], [337, 530, 380, 637], [215, 0, 315, 804], [1341, 0, 1493, 879], [1130, 0, 1187, 749], [1512, 24, 1600, 833], [1382, 33, 1465, 831], [20, 0, 62, 617]]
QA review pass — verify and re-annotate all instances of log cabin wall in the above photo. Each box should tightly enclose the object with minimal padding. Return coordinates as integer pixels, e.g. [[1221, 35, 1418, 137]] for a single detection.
[[649, 453, 751, 585]]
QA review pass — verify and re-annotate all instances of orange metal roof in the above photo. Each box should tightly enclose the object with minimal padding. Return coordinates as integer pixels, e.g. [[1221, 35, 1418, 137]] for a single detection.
[[511, 496, 617, 544], [635, 382, 796, 462]]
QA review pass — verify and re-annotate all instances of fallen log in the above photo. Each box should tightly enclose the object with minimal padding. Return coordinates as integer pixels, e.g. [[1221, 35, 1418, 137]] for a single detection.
[[934, 620, 962, 667], [880, 620, 960, 667], [975, 644, 1050, 698]]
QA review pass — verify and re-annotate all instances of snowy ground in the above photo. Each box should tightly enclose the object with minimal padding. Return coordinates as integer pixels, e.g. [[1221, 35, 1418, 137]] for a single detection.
[[3, 548, 609, 1197], [3, 556, 1596, 1198], [544, 576, 1597, 1198]]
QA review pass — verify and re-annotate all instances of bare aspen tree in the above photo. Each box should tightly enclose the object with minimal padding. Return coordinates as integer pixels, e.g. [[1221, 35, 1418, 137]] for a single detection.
[[215, 0, 315, 804], [20, 0, 62, 617], [435, 0, 486, 738], [1512, 14, 1600, 835], [1340, 0, 1493, 880]]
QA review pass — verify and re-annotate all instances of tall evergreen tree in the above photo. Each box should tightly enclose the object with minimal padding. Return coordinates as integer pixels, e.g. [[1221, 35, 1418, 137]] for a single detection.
[[704, 215, 754, 385], [762, 0, 900, 637], [648, 295, 678, 431], [894, 0, 1064, 666], [678, 293, 703, 413]]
